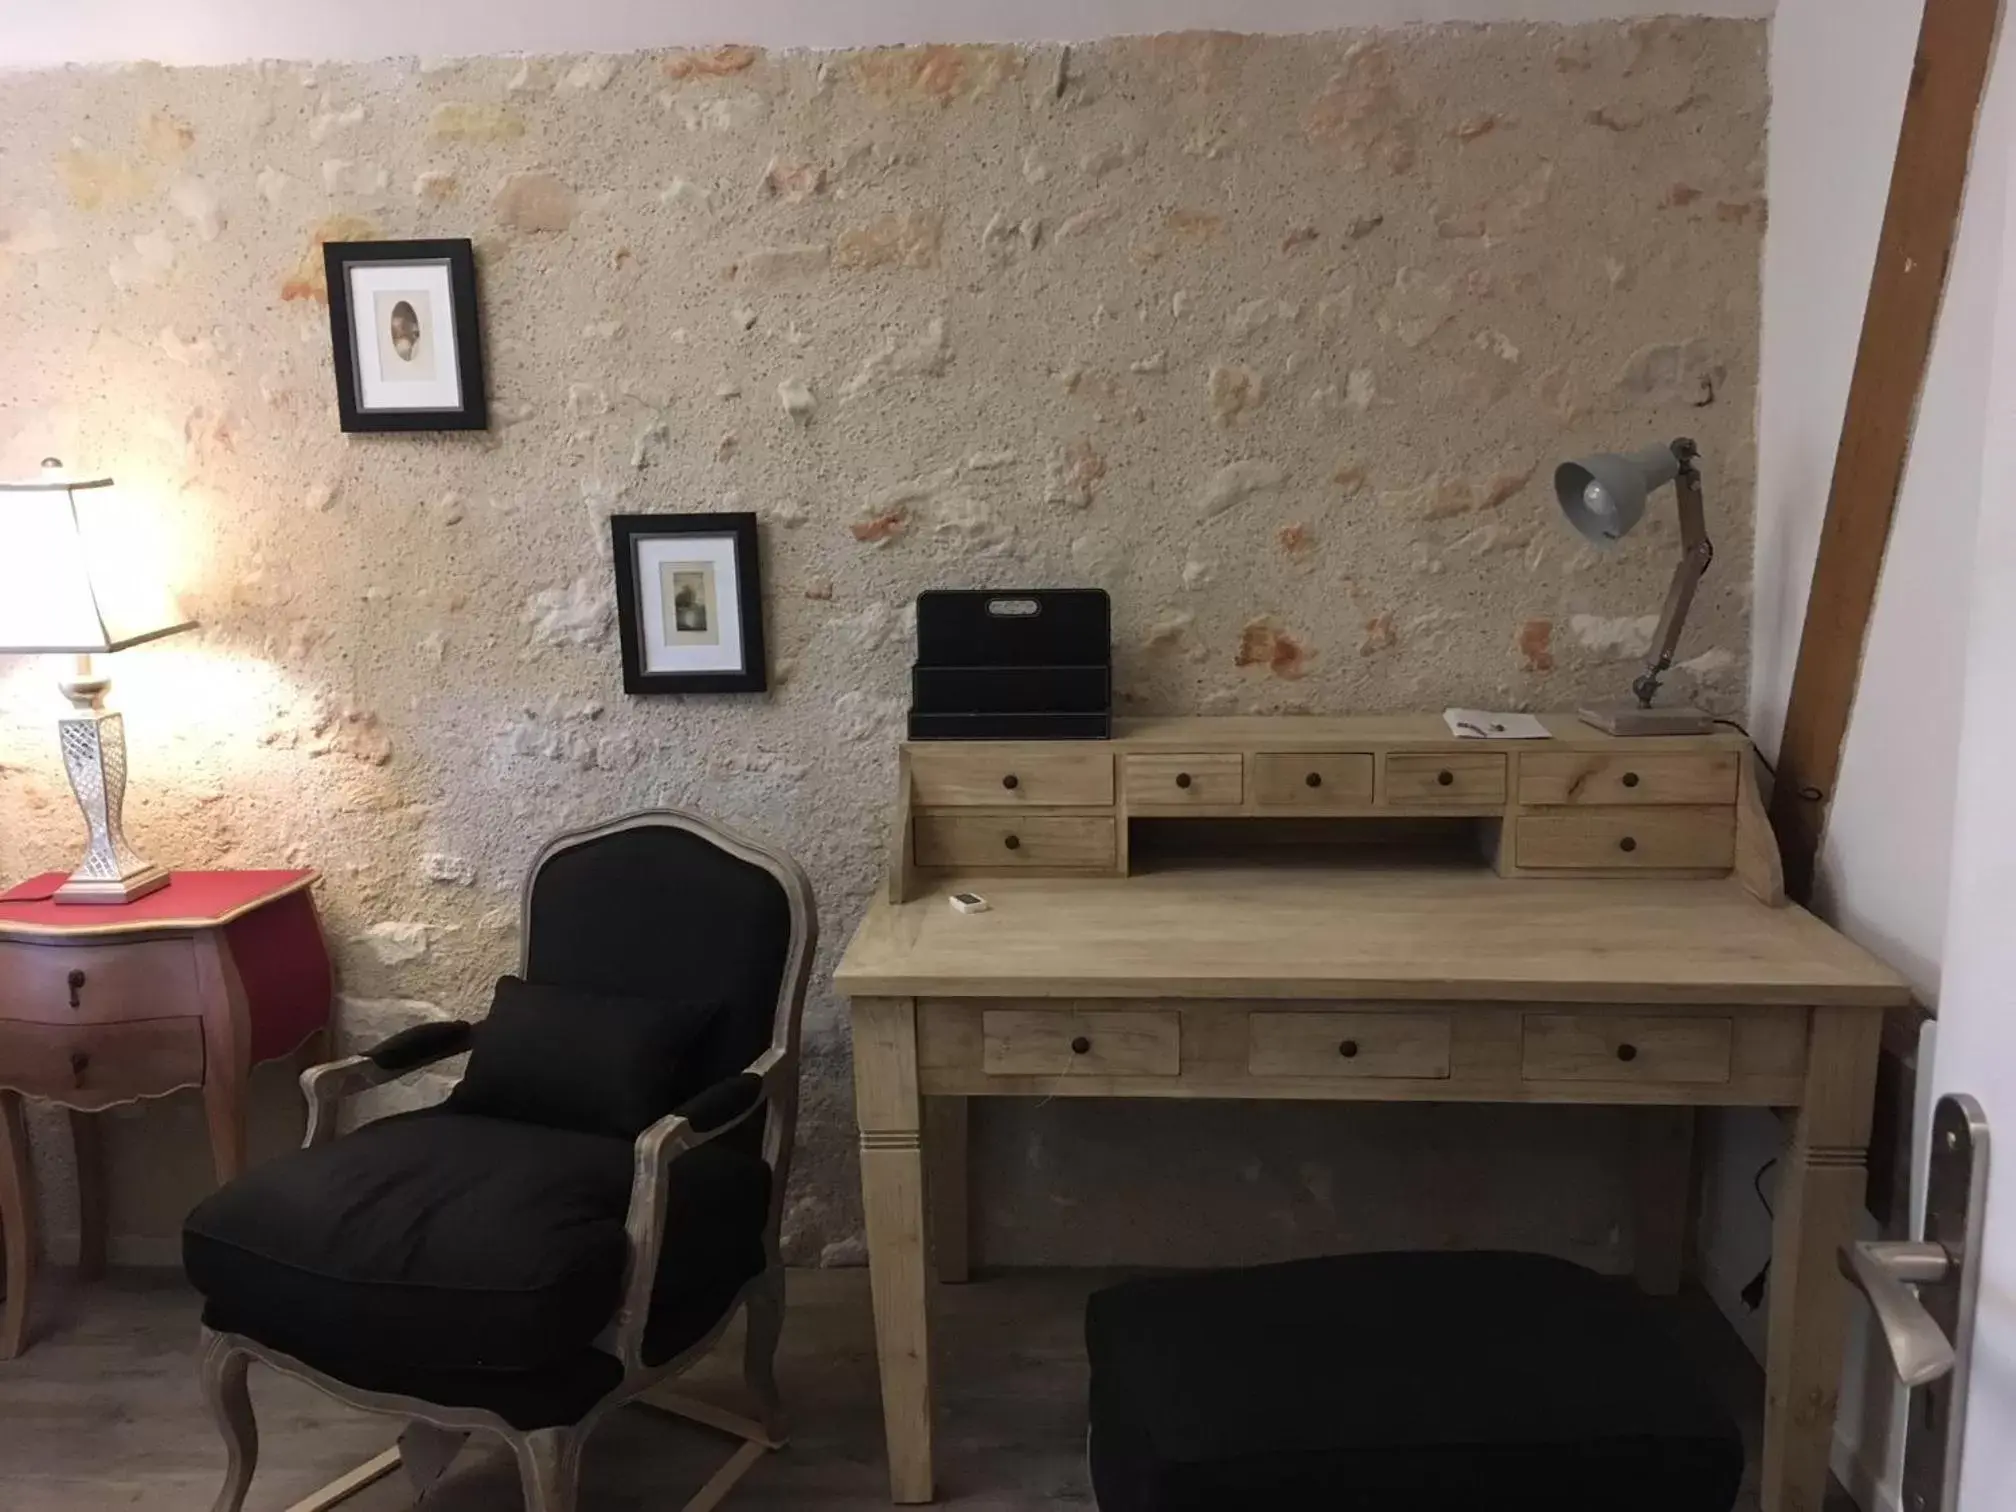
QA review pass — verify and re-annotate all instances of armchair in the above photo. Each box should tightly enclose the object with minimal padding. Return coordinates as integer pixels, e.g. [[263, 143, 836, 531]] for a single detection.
[[181, 810, 816, 1512]]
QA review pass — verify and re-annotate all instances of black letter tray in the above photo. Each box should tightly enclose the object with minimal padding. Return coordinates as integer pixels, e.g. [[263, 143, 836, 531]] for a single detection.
[[909, 589, 1111, 740]]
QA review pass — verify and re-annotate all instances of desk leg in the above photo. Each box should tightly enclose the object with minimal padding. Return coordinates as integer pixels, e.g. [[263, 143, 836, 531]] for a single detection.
[[69, 1110, 105, 1282], [1760, 1008, 1883, 1512], [853, 998, 936, 1504], [925, 1097, 971, 1285], [1, 1091, 37, 1358]]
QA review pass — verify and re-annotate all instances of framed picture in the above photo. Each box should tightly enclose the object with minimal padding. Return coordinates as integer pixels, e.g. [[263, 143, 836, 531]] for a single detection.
[[610, 513, 768, 694], [323, 239, 488, 432]]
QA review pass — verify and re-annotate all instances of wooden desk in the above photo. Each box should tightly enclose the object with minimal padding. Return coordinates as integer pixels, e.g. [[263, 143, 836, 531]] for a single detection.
[[836, 722, 1911, 1512]]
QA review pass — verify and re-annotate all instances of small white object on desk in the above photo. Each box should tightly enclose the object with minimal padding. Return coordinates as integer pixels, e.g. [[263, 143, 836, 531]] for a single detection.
[[949, 891, 991, 914], [1443, 709, 1551, 740]]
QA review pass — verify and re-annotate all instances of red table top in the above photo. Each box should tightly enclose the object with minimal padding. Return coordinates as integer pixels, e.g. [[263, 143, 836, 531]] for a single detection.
[[0, 870, 318, 938]]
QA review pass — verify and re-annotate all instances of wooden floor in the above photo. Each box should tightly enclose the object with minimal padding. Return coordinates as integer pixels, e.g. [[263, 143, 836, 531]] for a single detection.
[[0, 1266, 1854, 1511]]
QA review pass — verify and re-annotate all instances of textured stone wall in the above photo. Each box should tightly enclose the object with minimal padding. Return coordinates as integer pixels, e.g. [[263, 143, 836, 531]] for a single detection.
[[0, 22, 1764, 1264]]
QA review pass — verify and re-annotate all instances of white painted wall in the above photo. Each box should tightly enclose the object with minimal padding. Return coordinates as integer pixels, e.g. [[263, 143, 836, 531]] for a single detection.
[[0, 0, 1772, 69], [1937, 136, 2016, 1512], [1724, 2, 2016, 1507]]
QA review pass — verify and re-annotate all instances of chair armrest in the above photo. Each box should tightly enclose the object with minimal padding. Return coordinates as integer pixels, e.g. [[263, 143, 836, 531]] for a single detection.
[[606, 1047, 789, 1371], [299, 1020, 476, 1148]]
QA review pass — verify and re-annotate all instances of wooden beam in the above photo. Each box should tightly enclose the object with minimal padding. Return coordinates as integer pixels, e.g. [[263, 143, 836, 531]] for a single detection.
[[1769, 0, 2003, 903]]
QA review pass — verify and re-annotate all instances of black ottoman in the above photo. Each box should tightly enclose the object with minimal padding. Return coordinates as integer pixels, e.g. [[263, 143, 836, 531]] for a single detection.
[[1086, 1251, 1744, 1512]]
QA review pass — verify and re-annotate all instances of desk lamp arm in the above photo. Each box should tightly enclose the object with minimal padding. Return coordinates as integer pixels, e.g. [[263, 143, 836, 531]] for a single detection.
[[1633, 439, 1714, 710]]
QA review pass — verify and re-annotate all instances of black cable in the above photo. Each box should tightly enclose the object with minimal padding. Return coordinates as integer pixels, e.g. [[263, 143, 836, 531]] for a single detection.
[[1752, 1156, 1776, 1218], [1711, 719, 1824, 802]]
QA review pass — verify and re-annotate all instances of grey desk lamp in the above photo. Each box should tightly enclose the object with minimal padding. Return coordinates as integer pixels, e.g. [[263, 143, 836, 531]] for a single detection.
[[1554, 437, 1716, 736]]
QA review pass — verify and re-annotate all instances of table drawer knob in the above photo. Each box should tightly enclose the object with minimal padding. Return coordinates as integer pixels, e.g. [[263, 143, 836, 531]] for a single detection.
[[1003, 834, 1021, 852], [1305, 771, 1323, 789], [67, 969, 87, 1009], [1338, 1039, 1360, 1059], [1437, 769, 1454, 787], [1175, 772, 1193, 789], [1616, 1043, 1639, 1064], [1622, 771, 1641, 789], [1002, 774, 1019, 791], [1070, 1036, 1092, 1055], [69, 1051, 90, 1078], [1618, 836, 1638, 854]]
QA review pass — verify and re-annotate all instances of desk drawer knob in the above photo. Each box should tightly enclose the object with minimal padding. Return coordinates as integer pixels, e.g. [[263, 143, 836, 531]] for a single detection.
[[1002, 774, 1020, 791], [1338, 1039, 1360, 1059], [1616, 1044, 1639, 1064], [67, 969, 87, 1009], [1175, 772, 1193, 790], [70, 1051, 90, 1079], [1436, 769, 1455, 787], [1003, 834, 1022, 852], [1621, 771, 1641, 789], [1305, 771, 1323, 789], [1618, 836, 1638, 854], [1070, 1036, 1092, 1055]]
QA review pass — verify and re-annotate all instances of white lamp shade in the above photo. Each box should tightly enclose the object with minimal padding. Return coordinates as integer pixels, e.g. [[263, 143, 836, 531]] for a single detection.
[[0, 470, 194, 654]]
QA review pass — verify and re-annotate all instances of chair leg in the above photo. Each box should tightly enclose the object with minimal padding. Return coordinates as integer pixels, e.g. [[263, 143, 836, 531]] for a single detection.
[[198, 1332, 259, 1512], [512, 1426, 583, 1512], [742, 1264, 787, 1441]]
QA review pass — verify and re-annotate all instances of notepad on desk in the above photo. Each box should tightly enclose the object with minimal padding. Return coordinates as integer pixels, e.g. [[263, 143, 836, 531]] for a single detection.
[[1443, 708, 1551, 740]]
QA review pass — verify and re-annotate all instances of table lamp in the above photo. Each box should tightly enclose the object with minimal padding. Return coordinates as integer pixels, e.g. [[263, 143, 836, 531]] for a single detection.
[[0, 460, 195, 903], [1554, 437, 1716, 737]]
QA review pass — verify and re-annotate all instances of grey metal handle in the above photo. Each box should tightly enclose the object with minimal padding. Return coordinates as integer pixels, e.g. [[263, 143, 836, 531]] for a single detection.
[[1838, 1240, 1955, 1388]]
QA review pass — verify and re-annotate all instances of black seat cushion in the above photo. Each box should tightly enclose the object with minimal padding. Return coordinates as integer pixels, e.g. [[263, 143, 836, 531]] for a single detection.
[[1086, 1251, 1744, 1512], [184, 1108, 770, 1389]]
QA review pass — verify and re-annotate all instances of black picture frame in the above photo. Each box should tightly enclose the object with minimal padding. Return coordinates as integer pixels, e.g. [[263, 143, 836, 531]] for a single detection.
[[610, 513, 769, 695], [323, 239, 488, 433]]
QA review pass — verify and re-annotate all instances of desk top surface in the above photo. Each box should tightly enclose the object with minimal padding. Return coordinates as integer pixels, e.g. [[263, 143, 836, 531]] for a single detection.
[[834, 864, 1912, 1007]]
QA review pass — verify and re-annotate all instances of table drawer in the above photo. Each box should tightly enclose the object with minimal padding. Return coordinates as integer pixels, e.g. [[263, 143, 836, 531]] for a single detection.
[[1250, 753, 1375, 808], [1123, 753, 1244, 807], [981, 1008, 1180, 1077], [1515, 808, 1735, 870], [1521, 1013, 1732, 1085], [0, 939, 203, 1026], [1384, 753, 1507, 806], [0, 1018, 205, 1101], [914, 814, 1116, 869], [1247, 1011, 1452, 1079], [1517, 752, 1739, 807], [908, 744, 1114, 807]]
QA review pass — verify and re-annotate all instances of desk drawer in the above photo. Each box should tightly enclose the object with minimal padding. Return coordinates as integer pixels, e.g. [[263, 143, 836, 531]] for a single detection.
[[1384, 753, 1507, 806], [1515, 808, 1735, 870], [1123, 753, 1244, 807], [1251, 753, 1375, 808], [1517, 752, 1739, 807], [981, 1008, 1180, 1077], [1247, 1011, 1451, 1079], [1522, 1013, 1732, 1085], [914, 814, 1116, 869], [0, 1018, 205, 1101], [0, 939, 203, 1026], [908, 745, 1114, 807]]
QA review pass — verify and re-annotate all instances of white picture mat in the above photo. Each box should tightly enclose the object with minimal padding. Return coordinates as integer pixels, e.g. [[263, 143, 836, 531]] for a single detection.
[[634, 533, 746, 673], [347, 259, 462, 412]]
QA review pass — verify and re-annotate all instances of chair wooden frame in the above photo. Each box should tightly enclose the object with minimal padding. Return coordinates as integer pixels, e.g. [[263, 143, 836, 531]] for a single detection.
[[196, 809, 818, 1512]]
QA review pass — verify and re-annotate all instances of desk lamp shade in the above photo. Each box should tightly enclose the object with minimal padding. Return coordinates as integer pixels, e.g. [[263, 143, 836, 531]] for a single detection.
[[1554, 444, 1685, 545], [0, 461, 195, 903]]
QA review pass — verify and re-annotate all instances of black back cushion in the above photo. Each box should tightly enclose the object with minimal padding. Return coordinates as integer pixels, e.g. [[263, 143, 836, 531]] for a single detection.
[[526, 824, 792, 1092]]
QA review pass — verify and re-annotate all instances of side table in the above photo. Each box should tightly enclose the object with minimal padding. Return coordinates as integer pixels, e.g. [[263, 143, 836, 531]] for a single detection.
[[0, 869, 332, 1357]]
